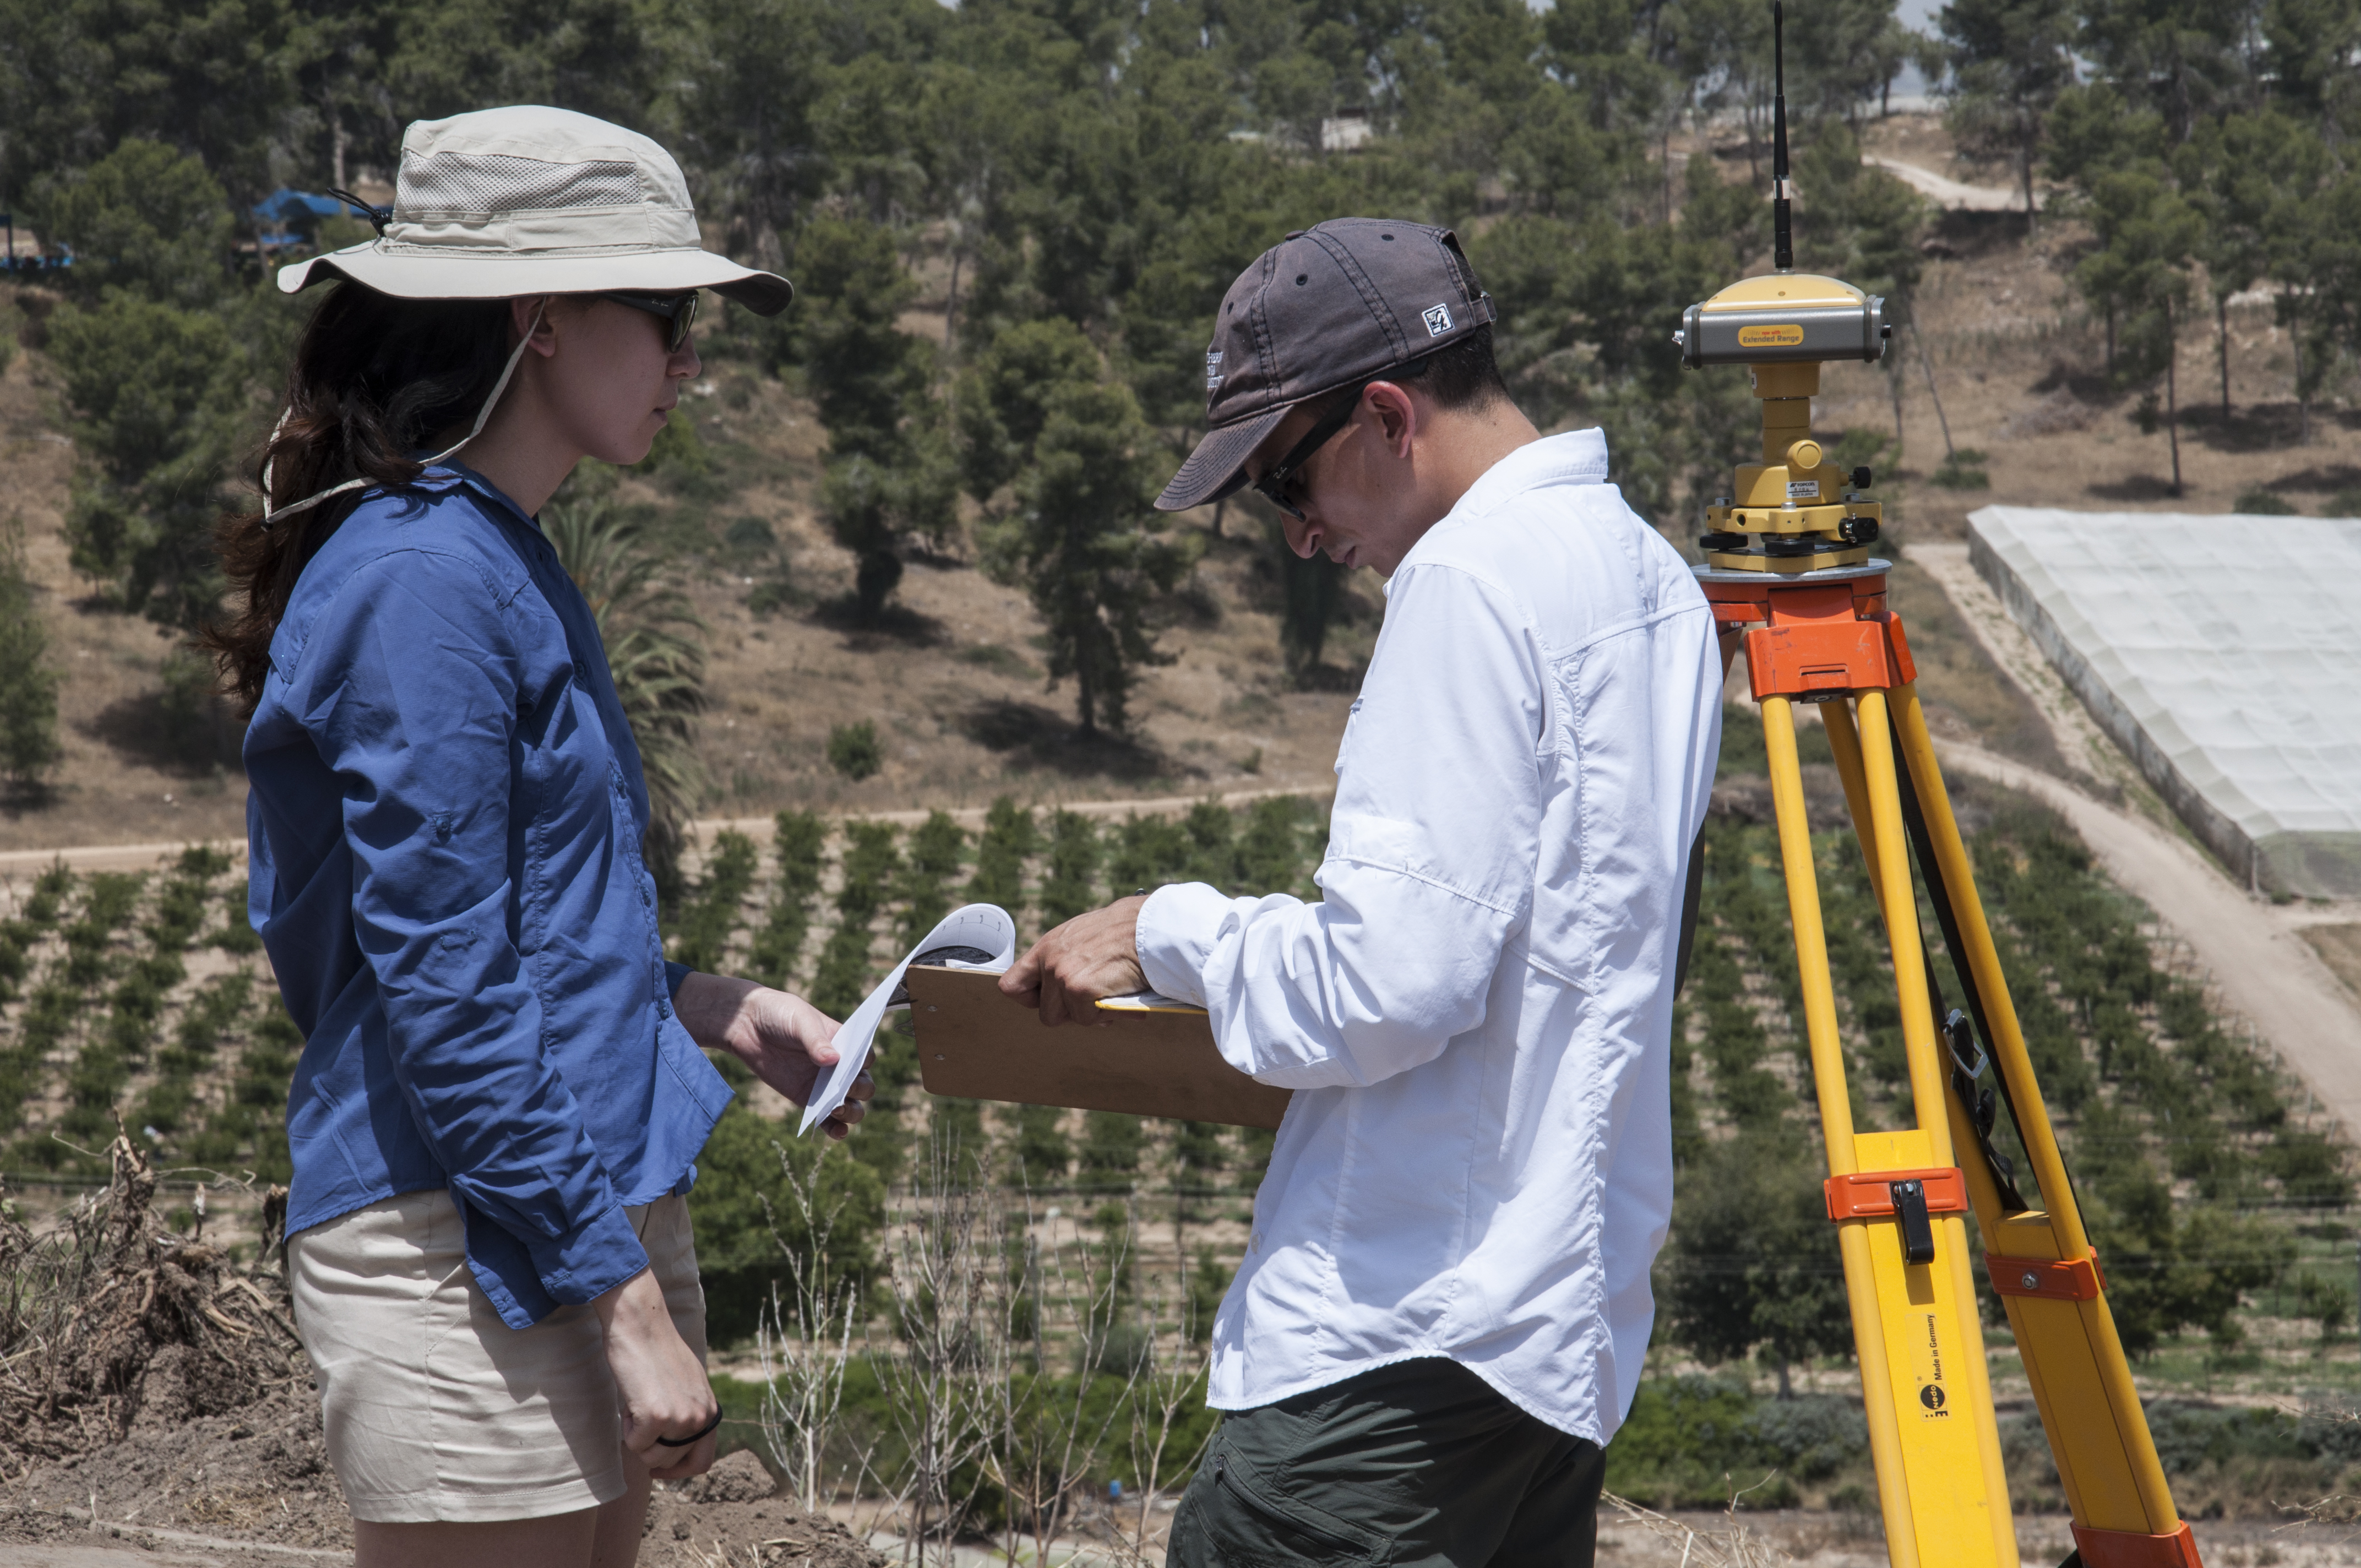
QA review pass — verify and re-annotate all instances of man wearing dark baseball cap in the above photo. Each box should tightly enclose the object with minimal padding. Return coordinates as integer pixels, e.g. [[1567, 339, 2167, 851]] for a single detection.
[[1003, 219, 1723, 1563]]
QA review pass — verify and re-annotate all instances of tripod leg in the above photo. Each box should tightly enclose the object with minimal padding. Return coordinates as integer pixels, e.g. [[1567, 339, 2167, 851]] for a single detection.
[[1889, 685, 2188, 1547], [1761, 696, 1921, 1567], [1854, 691, 2020, 1568]]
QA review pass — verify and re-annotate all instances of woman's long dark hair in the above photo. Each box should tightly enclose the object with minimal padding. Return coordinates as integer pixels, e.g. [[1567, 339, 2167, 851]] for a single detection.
[[205, 284, 513, 707]]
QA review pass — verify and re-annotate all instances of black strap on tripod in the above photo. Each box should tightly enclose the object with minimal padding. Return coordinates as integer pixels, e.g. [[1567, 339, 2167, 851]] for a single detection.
[[1672, 823, 1707, 999], [1884, 709, 2033, 1216]]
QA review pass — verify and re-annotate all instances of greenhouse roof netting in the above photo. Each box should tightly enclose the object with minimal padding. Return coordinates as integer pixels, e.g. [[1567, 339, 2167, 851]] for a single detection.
[[1967, 506, 2361, 899]]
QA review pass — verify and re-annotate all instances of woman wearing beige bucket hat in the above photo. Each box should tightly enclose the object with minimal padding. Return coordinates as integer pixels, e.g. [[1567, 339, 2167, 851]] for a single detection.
[[205, 106, 871, 1568]]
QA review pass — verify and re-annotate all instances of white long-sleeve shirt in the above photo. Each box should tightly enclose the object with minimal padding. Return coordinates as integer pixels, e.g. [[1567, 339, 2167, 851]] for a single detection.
[[1136, 428, 1721, 1444]]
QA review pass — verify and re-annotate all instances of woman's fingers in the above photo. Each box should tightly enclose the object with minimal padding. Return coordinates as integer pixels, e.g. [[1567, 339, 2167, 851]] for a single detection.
[[644, 1429, 717, 1482]]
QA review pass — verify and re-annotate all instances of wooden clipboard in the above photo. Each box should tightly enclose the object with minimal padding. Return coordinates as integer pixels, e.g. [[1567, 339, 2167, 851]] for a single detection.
[[904, 966, 1293, 1130]]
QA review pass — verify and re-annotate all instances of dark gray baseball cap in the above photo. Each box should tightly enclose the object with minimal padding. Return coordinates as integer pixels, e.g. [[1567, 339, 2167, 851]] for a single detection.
[[1155, 217, 1497, 513]]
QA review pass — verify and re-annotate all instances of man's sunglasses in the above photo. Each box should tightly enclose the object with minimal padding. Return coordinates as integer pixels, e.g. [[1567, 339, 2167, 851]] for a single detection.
[[600, 290, 700, 352], [1249, 359, 1426, 521]]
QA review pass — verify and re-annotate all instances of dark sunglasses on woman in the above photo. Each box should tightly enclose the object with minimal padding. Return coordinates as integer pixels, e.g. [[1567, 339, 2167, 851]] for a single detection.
[[600, 290, 700, 352]]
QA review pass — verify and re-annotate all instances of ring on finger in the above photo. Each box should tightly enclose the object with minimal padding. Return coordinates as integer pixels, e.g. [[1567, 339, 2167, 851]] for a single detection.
[[655, 1411, 723, 1449]]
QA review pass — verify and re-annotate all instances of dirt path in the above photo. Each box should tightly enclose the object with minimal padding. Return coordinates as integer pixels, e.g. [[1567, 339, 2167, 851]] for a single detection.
[[1865, 156, 2036, 213], [0, 783, 1340, 881], [1911, 542, 2361, 1139]]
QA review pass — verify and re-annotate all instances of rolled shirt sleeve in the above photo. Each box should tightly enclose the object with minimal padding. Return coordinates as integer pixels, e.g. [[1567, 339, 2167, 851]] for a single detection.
[[308, 552, 649, 1310], [1138, 564, 1546, 1090]]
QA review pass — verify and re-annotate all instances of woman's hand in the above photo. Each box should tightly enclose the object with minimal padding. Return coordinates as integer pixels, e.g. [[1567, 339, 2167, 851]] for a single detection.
[[673, 972, 873, 1139], [594, 1266, 717, 1480]]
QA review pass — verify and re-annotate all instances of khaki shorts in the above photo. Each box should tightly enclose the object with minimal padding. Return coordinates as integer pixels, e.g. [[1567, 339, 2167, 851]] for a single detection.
[[288, 1188, 707, 1523]]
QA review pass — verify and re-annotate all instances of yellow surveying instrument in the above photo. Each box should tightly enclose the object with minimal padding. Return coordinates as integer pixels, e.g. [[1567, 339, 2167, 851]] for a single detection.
[[1675, 10, 2204, 1568]]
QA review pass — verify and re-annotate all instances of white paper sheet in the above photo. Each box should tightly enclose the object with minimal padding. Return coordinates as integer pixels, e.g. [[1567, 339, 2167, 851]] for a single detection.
[[798, 903, 1018, 1135]]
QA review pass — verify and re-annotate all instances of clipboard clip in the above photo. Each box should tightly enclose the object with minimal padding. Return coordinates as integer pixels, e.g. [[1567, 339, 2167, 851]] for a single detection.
[[888, 945, 1001, 1006]]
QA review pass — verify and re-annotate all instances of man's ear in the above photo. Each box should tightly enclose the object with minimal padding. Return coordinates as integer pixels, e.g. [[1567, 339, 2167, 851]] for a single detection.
[[1364, 380, 1419, 458]]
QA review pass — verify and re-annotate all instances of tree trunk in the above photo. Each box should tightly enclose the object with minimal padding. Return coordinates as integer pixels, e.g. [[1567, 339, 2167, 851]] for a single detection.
[[2165, 302, 2183, 497], [2293, 323, 2310, 444], [1916, 328, 1955, 460], [944, 245, 962, 344], [1662, 122, 1673, 227], [331, 114, 347, 194], [1210, 495, 1225, 540], [2020, 138, 2037, 238], [2217, 293, 2231, 417], [2105, 306, 2116, 380], [1887, 355, 1906, 466]]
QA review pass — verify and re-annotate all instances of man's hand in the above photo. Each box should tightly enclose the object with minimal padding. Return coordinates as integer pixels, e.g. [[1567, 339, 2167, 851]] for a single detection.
[[673, 972, 872, 1139], [1000, 895, 1150, 1026]]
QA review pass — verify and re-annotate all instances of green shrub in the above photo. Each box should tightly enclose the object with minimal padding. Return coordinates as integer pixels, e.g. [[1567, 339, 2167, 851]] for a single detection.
[[2233, 486, 2298, 515], [894, 810, 967, 944], [689, 1102, 885, 1347], [1037, 811, 1102, 928], [1930, 447, 1990, 491], [672, 830, 760, 973], [1076, 1110, 1144, 1194], [827, 720, 882, 781], [965, 797, 1039, 917], [747, 811, 828, 988]]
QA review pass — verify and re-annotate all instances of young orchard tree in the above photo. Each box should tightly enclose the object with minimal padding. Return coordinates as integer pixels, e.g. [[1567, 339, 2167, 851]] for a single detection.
[[1938, 0, 2075, 232], [1662, 1130, 1855, 1398]]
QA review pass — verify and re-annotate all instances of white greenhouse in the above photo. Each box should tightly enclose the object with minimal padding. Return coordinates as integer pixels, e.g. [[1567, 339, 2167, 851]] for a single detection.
[[1966, 506, 2361, 899]]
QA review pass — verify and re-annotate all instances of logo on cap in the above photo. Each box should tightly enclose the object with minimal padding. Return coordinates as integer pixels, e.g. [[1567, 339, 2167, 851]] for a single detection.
[[1422, 303, 1454, 337], [1205, 350, 1225, 390]]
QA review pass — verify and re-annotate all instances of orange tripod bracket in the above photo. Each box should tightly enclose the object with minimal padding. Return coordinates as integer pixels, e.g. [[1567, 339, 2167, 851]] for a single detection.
[[1701, 564, 1917, 700], [1988, 1248, 2108, 1303], [1825, 1167, 1968, 1267], [1824, 1166, 1969, 1222], [2071, 1521, 2204, 1568]]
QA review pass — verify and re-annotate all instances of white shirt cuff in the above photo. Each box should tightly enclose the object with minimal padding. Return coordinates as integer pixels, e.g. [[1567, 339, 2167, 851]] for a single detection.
[[1135, 882, 1233, 1008]]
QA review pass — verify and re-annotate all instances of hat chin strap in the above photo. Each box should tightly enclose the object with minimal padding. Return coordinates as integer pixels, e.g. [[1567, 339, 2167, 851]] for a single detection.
[[260, 300, 548, 531]]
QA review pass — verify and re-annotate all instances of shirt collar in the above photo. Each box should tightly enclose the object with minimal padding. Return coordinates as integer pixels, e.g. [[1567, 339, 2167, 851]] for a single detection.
[[414, 459, 541, 533], [1392, 427, 1612, 581]]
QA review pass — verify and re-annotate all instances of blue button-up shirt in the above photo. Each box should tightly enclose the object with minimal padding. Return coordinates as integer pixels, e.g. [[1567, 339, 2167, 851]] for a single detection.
[[245, 464, 733, 1329]]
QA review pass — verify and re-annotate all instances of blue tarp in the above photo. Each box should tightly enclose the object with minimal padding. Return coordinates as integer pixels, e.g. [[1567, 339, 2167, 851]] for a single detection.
[[253, 189, 347, 224]]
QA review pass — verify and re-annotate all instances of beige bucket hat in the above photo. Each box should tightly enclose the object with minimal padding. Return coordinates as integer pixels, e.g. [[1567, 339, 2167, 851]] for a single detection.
[[261, 105, 789, 527], [276, 105, 791, 312]]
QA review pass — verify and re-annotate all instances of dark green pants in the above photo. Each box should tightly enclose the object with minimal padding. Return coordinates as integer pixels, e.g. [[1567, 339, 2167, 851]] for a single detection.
[[1166, 1358, 1606, 1567]]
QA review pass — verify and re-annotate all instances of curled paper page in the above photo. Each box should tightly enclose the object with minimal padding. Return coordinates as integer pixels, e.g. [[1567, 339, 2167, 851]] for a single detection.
[[799, 903, 1018, 1135]]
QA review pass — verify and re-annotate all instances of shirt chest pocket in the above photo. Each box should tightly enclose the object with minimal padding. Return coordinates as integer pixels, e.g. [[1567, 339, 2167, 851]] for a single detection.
[[515, 672, 628, 932], [1334, 696, 1365, 777]]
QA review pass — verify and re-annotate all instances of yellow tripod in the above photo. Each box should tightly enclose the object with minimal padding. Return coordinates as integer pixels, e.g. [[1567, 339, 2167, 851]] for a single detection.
[[1675, 12, 2205, 1565]]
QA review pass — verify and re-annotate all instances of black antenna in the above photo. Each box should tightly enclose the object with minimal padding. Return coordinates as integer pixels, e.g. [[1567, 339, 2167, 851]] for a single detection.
[[1771, 2, 1793, 272]]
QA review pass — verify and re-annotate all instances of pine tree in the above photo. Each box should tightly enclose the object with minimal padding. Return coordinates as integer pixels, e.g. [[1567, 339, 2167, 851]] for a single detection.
[[971, 322, 1196, 737], [1938, 0, 2075, 231], [795, 214, 956, 622], [0, 518, 62, 798]]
